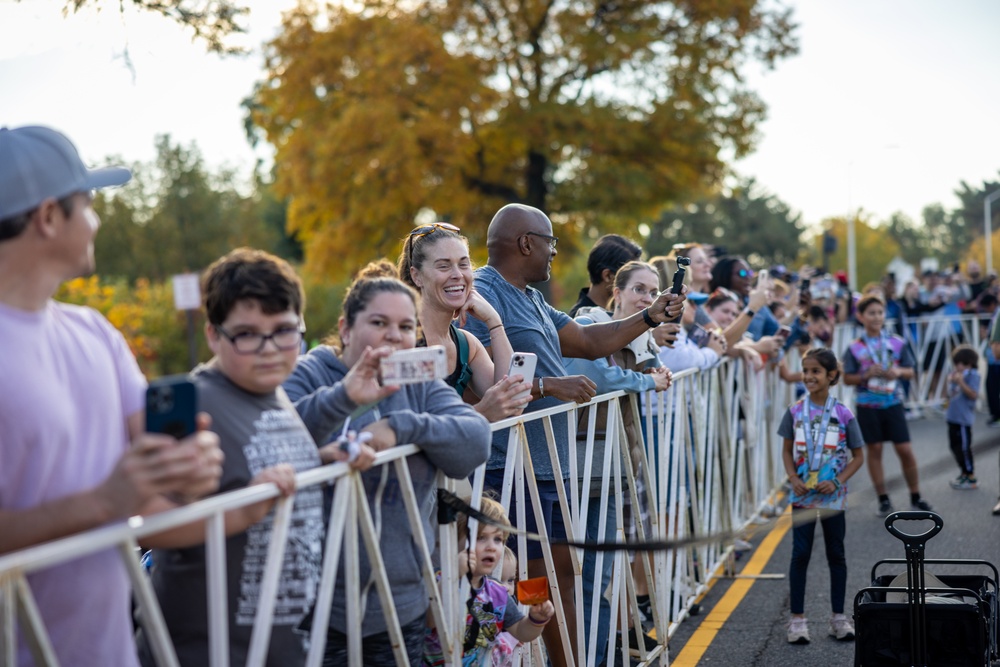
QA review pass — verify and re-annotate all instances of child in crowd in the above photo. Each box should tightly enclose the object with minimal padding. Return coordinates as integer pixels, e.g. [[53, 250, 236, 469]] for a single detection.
[[843, 295, 932, 516], [137, 248, 330, 666], [779, 348, 865, 645], [424, 498, 554, 666], [493, 546, 523, 662], [946, 345, 980, 490]]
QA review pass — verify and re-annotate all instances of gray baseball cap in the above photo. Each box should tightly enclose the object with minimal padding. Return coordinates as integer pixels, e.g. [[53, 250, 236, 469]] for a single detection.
[[0, 126, 131, 220]]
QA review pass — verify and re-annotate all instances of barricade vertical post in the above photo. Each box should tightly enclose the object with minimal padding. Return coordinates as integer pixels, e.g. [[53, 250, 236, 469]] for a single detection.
[[246, 496, 294, 667], [206, 512, 229, 667], [121, 538, 178, 667], [306, 478, 352, 667]]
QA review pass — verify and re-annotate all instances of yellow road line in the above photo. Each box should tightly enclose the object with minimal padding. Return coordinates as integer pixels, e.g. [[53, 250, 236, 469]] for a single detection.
[[670, 508, 792, 666]]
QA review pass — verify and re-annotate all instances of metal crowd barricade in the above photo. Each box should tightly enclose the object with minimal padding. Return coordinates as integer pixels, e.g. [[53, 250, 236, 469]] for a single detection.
[[831, 312, 988, 413], [1, 356, 792, 667]]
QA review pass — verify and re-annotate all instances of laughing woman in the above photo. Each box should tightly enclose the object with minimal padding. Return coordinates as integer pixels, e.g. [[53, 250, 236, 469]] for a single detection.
[[397, 222, 529, 422]]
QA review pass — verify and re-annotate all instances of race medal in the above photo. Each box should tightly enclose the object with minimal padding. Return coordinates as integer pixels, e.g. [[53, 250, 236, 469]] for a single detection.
[[800, 396, 836, 494]]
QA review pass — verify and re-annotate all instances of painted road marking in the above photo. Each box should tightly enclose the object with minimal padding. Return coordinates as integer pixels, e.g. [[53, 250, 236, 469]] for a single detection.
[[670, 507, 792, 666]]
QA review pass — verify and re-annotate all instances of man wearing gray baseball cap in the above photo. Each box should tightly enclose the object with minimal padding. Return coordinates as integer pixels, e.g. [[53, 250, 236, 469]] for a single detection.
[[0, 126, 223, 666]]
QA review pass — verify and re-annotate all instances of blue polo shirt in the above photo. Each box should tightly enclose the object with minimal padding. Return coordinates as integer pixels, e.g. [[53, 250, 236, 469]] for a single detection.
[[462, 265, 572, 480]]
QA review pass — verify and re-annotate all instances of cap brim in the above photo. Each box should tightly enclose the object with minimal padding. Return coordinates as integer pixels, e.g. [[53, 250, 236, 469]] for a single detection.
[[83, 166, 131, 190]]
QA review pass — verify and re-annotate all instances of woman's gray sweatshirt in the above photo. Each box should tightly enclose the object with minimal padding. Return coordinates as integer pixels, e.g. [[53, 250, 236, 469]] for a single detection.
[[283, 345, 490, 636]]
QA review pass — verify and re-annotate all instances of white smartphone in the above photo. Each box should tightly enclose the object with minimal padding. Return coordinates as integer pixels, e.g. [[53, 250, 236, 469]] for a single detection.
[[507, 352, 538, 408], [380, 345, 448, 385]]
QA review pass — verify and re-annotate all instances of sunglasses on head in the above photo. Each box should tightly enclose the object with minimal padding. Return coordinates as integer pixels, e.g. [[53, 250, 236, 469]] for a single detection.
[[407, 222, 461, 265], [409, 222, 460, 239]]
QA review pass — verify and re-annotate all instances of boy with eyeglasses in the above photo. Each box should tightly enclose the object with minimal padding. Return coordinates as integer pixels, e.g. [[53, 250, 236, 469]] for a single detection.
[[137, 248, 359, 666]]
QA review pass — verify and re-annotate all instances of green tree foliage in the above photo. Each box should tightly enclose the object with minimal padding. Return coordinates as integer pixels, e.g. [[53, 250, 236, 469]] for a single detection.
[[251, 1, 799, 281], [809, 217, 899, 288], [94, 135, 294, 283], [646, 177, 804, 266], [58, 0, 248, 53]]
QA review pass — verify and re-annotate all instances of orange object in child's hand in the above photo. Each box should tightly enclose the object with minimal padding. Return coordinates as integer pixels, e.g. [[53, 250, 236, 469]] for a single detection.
[[516, 577, 549, 605]]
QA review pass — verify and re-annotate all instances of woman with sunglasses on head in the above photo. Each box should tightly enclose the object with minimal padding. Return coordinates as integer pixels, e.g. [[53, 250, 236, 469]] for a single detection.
[[398, 222, 530, 422], [283, 261, 491, 666]]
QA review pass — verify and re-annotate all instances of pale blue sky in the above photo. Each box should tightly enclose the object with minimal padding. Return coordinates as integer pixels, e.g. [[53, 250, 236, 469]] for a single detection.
[[1, 0, 998, 229]]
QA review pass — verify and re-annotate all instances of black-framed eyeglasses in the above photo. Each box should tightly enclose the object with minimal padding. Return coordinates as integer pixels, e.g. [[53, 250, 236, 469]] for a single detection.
[[215, 324, 305, 355], [524, 231, 558, 249]]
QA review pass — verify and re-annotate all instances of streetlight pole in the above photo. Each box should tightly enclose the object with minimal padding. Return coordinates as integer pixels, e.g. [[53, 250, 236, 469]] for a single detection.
[[847, 160, 857, 292], [985, 189, 1000, 275]]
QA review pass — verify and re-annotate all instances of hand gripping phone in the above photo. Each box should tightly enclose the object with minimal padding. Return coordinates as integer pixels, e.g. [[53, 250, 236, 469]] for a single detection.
[[146, 375, 198, 439], [665, 256, 690, 322], [507, 352, 538, 408]]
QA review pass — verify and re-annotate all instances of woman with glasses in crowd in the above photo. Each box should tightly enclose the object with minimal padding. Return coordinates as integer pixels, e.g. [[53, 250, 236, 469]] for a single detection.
[[397, 222, 530, 421]]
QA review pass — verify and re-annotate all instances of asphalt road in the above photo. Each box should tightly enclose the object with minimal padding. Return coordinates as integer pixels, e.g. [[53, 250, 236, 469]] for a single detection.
[[666, 411, 1000, 667]]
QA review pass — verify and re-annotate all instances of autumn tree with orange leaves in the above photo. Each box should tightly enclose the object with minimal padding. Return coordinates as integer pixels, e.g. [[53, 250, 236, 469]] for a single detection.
[[250, 1, 798, 281]]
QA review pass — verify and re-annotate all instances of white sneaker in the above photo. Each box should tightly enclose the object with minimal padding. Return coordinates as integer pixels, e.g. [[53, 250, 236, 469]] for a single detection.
[[787, 616, 810, 644], [829, 614, 855, 640]]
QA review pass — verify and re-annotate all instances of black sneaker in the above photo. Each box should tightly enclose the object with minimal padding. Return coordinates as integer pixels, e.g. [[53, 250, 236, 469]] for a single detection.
[[636, 597, 654, 633], [877, 498, 894, 517], [911, 498, 933, 511]]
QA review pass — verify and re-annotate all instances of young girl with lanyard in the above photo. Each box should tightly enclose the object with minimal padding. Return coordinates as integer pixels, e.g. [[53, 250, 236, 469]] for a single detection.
[[779, 348, 866, 645]]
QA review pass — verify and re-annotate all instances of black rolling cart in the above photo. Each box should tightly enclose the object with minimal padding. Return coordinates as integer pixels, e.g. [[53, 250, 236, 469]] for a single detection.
[[853, 511, 998, 666]]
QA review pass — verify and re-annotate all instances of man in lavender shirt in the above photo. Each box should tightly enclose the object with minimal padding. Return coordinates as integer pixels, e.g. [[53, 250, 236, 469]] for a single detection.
[[0, 126, 223, 665]]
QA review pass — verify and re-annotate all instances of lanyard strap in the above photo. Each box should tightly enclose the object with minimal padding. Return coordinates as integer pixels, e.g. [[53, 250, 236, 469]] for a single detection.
[[863, 332, 891, 369], [801, 396, 836, 471]]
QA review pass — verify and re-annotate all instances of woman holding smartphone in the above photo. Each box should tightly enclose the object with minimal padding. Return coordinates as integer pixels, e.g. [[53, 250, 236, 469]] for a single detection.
[[283, 262, 491, 665], [396, 222, 529, 421]]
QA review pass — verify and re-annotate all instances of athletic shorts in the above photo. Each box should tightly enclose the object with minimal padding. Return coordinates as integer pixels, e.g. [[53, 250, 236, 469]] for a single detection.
[[855, 403, 911, 445]]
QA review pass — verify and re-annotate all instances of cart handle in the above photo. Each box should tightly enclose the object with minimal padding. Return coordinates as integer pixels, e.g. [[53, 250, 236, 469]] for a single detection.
[[884, 510, 943, 545]]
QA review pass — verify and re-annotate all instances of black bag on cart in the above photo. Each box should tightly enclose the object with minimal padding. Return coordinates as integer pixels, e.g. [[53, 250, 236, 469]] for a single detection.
[[853, 511, 999, 667]]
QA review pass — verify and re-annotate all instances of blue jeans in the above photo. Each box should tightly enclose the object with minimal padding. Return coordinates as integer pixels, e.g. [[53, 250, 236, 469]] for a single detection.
[[581, 494, 616, 666], [789, 508, 847, 615]]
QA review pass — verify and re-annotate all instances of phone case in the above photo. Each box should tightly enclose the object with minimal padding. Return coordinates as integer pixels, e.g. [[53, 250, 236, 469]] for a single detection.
[[380, 345, 448, 385], [146, 375, 198, 439], [507, 352, 537, 408]]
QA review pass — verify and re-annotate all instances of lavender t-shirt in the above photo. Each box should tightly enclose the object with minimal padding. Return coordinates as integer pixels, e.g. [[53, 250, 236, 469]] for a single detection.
[[0, 301, 146, 666]]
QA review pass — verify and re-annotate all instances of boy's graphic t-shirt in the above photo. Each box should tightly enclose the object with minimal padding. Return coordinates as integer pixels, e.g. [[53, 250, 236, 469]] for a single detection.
[[778, 400, 865, 510]]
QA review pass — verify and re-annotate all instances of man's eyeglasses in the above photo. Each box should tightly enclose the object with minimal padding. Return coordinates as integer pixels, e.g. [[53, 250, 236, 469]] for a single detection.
[[524, 231, 558, 250], [215, 324, 305, 355], [629, 284, 660, 299], [409, 222, 460, 239], [736, 268, 755, 279]]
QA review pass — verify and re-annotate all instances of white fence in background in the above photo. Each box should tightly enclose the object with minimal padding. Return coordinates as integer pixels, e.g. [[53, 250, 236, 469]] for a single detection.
[[15, 308, 988, 667]]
